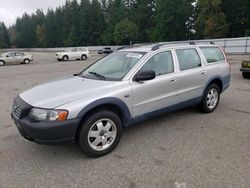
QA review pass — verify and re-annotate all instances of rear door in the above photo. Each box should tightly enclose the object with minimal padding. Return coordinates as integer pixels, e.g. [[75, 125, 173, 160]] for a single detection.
[[76, 48, 83, 59], [15, 52, 24, 63], [174, 48, 208, 103], [131, 50, 179, 118]]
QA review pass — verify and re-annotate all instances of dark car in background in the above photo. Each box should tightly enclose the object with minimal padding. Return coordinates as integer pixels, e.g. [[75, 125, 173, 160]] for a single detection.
[[240, 61, 250, 78], [98, 47, 113, 54]]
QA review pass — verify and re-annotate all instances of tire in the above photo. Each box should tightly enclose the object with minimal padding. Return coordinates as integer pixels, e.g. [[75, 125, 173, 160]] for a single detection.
[[77, 110, 122, 157], [23, 59, 30, 64], [0, 60, 5, 66], [199, 84, 220, 113], [81, 54, 87, 60], [242, 72, 250, 79], [63, 55, 69, 61]]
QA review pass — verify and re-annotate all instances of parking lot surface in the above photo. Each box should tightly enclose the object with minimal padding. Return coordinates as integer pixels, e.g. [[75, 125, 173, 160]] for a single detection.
[[0, 52, 250, 188]]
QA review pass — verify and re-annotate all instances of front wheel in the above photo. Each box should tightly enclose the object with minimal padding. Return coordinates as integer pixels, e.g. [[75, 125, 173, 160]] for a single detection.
[[242, 72, 250, 79], [23, 59, 30, 64], [63, 55, 69, 61], [199, 84, 220, 113], [0, 61, 5, 66], [77, 110, 122, 157]]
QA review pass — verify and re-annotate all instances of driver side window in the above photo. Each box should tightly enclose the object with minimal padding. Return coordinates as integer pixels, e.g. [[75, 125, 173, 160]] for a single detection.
[[140, 51, 174, 76]]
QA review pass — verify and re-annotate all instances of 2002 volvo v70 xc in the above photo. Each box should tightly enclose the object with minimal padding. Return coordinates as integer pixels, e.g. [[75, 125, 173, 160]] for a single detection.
[[11, 42, 230, 157]]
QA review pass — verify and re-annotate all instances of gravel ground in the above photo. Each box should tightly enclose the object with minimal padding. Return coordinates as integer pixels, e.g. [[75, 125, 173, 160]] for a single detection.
[[0, 52, 250, 188]]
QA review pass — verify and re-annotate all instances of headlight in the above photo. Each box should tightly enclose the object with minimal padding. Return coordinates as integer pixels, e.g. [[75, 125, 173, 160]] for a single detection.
[[29, 108, 68, 121]]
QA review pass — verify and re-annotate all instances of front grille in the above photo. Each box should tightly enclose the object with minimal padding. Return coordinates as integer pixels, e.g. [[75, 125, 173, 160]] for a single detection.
[[12, 95, 33, 119], [13, 105, 22, 119]]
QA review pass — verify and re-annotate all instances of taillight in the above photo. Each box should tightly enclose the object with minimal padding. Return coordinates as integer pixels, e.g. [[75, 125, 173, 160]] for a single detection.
[[220, 46, 231, 72]]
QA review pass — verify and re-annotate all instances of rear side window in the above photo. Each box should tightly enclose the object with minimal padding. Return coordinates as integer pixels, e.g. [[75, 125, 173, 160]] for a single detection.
[[176, 48, 201, 71], [200, 47, 225, 63]]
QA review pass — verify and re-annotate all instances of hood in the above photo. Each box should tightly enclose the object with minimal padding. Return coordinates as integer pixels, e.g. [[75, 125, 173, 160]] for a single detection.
[[20, 76, 115, 108]]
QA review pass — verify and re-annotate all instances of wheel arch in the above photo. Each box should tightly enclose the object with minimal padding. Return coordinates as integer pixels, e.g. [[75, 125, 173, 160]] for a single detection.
[[75, 97, 132, 139], [62, 54, 69, 59], [203, 76, 223, 95]]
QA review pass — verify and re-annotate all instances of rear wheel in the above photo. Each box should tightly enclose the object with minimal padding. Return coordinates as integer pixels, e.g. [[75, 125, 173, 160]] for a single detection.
[[242, 72, 250, 79], [0, 61, 5, 66], [77, 110, 122, 157], [63, 55, 69, 61], [81, 54, 87, 60], [199, 84, 220, 113]]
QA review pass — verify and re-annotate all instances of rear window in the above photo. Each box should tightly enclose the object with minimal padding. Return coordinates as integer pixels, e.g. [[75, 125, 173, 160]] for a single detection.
[[200, 47, 225, 63]]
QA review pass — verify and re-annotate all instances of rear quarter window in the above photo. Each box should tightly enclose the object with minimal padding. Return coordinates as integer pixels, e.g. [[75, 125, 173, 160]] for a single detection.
[[200, 47, 225, 63]]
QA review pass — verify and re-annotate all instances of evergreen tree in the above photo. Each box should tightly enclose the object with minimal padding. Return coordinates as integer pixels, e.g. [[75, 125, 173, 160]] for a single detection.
[[15, 13, 36, 47], [88, 0, 105, 45], [44, 9, 57, 47], [221, 0, 250, 37], [195, 0, 228, 38], [129, 0, 156, 42], [79, 0, 91, 45], [36, 25, 46, 47], [0, 22, 11, 48], [151, 0, 194, 42], [114, 18, 139, 44]]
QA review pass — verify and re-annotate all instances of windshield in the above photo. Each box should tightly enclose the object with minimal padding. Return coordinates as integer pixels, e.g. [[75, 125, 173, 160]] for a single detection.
[[80, 51, 145, 81], [1, 53, 8, 57]]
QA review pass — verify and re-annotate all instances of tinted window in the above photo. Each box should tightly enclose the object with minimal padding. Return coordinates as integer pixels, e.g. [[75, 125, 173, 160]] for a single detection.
[[8, 52, 15, 57], [140, 51, 174, 76], [200, 47, 225, 63], [70, 48, 76, 52], [176, 48, 201, 71], [76, 48, 86, 52], [15, 52, 24, 56]]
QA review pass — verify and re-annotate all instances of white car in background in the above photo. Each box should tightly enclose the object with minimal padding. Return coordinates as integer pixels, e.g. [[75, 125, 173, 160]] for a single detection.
[[56, 47, 90, 61], [0, 51, 33, 66]]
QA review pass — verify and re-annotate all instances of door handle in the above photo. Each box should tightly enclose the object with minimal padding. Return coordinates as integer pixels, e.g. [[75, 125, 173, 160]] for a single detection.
[[170, 79, 177, 83]]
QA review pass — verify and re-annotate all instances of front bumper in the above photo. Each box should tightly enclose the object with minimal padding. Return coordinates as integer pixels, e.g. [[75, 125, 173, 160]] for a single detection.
[[11, 96, 80, 143], [240, 68, 250, 72]]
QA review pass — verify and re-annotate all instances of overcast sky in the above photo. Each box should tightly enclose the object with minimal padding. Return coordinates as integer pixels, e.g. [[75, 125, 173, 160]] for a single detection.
[[0, 0, 73, 27]]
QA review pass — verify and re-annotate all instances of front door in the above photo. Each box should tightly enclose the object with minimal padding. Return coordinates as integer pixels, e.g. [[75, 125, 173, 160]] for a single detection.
[[131, 50, 179, 118], [5, 52, 16, 64]]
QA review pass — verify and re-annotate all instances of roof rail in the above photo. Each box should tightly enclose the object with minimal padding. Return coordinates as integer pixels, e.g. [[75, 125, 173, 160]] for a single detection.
[[116, 45, 131, 50], [151, 44, 164, 51], [151, 40, 216, 51]]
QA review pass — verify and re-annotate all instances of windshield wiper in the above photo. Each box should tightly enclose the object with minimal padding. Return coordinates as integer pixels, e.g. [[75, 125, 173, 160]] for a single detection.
[[88, 71, 106, 80]]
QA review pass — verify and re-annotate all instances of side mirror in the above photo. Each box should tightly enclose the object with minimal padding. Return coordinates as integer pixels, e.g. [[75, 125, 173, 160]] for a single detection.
[[135, 70, 156, 82]]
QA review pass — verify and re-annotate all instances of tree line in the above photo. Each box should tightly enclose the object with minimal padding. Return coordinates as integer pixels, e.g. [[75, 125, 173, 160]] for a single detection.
[[1, 0, 250, 48]]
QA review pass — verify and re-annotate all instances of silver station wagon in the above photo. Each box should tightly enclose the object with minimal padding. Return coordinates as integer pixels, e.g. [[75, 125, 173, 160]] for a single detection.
[[11, 42, 230, 157]]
